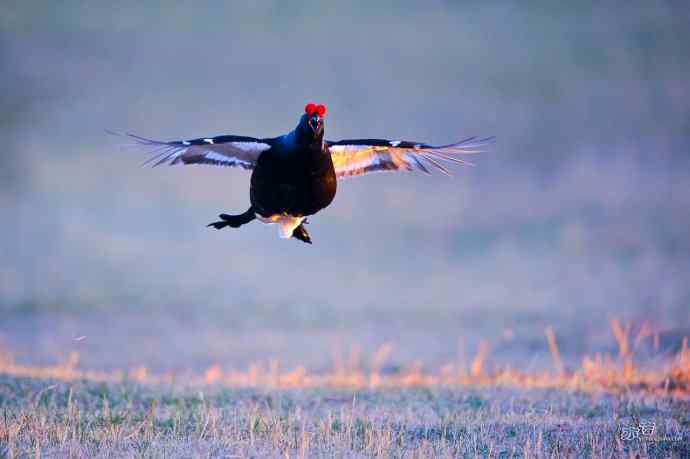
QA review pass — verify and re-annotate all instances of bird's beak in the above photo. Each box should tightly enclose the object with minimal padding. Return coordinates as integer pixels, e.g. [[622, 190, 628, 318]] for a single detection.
[[308, 114, 322, 133]]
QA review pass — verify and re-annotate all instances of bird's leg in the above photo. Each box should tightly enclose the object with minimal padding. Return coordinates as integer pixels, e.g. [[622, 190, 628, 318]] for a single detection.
[[207, 207, 255, 230], [291, 223, 312, 244]]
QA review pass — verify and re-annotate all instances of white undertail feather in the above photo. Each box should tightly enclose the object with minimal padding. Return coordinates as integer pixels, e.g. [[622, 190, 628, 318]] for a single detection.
[[256, 214, 305, 239]]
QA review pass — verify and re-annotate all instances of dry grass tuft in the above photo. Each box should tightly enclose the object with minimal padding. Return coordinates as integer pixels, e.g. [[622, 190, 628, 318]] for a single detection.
[[0, 322, 688, 398]]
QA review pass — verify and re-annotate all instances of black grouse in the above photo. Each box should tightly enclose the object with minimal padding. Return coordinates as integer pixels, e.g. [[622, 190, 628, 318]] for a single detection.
[[122, 103, 493, 244]]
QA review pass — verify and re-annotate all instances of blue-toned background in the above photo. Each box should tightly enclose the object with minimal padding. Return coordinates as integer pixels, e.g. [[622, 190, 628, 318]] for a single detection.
[[2, 1, 688, 371]]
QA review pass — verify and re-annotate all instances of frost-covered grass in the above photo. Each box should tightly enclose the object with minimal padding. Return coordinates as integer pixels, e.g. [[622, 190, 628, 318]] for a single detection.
[[1, 375, 688, 458], [1, 321, 689, 457]]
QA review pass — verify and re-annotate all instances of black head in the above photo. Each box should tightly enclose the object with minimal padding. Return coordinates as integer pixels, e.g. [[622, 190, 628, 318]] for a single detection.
[[296, 102, 326, 144]]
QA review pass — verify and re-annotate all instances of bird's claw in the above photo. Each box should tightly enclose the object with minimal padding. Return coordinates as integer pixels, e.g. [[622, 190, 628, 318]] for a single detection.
[[292, 223, 312, 244]]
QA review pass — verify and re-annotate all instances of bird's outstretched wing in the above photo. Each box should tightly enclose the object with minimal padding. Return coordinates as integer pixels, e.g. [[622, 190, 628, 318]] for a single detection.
[[326, 136, 494, 179], [114, 132, 272, 169]]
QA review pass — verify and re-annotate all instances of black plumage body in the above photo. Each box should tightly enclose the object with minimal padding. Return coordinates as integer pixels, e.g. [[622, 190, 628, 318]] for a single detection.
[[250, 137, 337, 219], [250, 116, 337, 220]]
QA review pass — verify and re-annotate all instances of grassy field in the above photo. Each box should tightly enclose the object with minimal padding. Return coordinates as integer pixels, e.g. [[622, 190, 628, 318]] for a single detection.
[[1, 323, 688, 458], [1, 375, 688, 458]]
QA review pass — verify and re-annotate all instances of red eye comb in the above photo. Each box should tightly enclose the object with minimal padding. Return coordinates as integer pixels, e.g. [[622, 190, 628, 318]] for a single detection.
[[305, 102, 326, 117]]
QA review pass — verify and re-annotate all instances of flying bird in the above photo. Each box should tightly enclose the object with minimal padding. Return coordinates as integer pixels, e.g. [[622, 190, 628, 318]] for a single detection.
[[121, 103, 492, 244]]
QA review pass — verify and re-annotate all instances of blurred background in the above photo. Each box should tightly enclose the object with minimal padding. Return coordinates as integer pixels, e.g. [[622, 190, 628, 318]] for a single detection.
[[1, 1, 688, 373]]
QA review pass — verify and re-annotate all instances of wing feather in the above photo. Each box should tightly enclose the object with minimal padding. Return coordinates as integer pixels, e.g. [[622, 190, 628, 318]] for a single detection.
[[117, 132, 271, 169], [327, 136, 494, 179]]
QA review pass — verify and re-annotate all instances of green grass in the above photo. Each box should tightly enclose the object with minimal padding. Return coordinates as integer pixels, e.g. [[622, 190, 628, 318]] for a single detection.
[[1, 375, 687, 458]]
